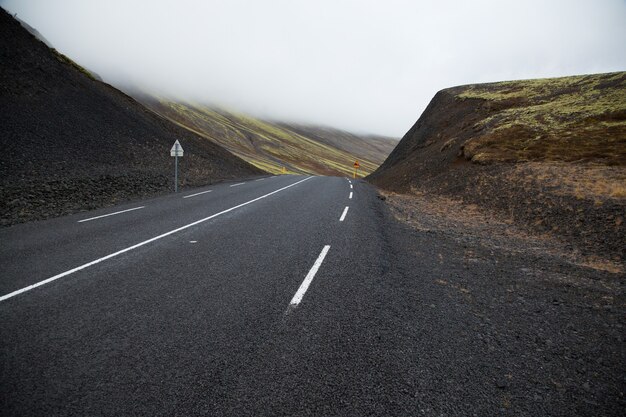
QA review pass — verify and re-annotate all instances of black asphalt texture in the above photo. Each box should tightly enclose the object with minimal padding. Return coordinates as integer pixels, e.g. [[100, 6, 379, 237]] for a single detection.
[[1, 175, 622, 416], [0, 175, 387, 415]]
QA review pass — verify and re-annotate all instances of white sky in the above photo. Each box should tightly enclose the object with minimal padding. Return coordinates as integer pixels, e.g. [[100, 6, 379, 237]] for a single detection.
[[2, 0, 625, 136]]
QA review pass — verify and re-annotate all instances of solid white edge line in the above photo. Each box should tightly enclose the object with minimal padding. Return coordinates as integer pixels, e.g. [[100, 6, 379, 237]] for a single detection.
[[0, 176, 314, 303], [230, 182, 246, 187], [183, 190, 212, 199], [77, 206, 145, 223], [349, 192, 353, 199], [339, 206, 349, 222], [289, 245, 331, 306]]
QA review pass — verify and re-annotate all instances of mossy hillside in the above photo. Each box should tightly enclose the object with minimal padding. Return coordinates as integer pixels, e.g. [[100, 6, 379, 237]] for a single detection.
[[143, 98, 387, 176], [456, 72, 626, 164], [368, 72, 625, 261]]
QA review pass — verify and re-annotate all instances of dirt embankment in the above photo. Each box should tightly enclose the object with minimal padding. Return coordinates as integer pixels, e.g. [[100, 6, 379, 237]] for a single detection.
[[0, 9, 263, 226], [368, 73, 626, 262]]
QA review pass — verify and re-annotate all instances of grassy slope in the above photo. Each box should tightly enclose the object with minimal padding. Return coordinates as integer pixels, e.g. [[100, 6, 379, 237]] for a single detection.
[[452, 72, 626, 200], [138, 98, 397, 177], [457, 72, 626, 164], [369, 72, 626, 261], [371, 72, 626, 187]]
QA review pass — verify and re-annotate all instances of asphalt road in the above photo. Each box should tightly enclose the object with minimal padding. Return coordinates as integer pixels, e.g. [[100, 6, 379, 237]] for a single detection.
[[2, 175, 623, 416], [0, 175, 409, 416]]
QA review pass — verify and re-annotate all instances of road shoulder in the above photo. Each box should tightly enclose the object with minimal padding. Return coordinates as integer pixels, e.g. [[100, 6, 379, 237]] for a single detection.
[[377, 190, 624, 415]]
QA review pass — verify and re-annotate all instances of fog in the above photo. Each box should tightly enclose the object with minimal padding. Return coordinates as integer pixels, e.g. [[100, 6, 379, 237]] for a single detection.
[[2, 0, 625, 136]]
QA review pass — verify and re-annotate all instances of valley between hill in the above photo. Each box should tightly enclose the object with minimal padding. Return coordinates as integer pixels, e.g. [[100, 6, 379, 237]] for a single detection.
[[136, 97, 397, 177], [0, 8, 395, 226], [1, 5, 624, 415]]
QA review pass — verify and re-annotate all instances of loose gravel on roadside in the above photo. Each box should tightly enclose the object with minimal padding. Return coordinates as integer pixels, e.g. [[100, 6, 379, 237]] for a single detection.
[[377, 191, 624, 416]]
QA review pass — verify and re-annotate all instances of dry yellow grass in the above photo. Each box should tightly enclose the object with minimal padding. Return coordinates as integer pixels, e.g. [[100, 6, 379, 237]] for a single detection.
[[382, 190, 624, 274], [504, 162, 626, 201]]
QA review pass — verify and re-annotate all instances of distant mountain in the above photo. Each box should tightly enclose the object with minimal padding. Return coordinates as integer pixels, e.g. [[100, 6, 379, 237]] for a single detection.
[[369, 72, 626, 259], [0, 8, 262, 225], [136, 96, 398, 177], [275, 123, 398, 170]]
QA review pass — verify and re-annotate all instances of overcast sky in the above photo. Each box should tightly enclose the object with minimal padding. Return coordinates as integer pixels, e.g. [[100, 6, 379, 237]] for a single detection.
[[2, 0, 625, 136]]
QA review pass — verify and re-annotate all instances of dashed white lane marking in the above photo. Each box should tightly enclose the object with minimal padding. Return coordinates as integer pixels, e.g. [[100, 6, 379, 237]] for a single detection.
[[289, 245, 331, 307], [349, 192, 353, 199], [183, 190, 212, 199], [255, 178, 266, 181], [0, 177, 314, 303], [348, 180, 352, 184], [230, 182, 246, 187], [350, 184, 353, 189], [77, 206, 145, 223], [189, 241, 197, 244], [339, 206, 349, 222]]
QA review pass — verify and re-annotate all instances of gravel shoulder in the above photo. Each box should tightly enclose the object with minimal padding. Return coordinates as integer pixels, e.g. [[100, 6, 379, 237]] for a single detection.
[[377, 190, 624, 416]]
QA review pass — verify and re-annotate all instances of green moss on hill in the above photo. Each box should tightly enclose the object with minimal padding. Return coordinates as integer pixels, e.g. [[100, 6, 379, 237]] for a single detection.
[[457, 72, 626, 164], [140, 98, 396, 176]]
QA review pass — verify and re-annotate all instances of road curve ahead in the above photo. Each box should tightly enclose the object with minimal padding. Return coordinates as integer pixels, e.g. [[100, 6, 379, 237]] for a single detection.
[[0, 175, 410, 416]]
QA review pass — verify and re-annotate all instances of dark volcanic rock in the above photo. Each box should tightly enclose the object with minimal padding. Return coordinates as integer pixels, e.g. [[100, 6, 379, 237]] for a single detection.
[[381, 191, 625, 416], [0, 8, 263, 226]]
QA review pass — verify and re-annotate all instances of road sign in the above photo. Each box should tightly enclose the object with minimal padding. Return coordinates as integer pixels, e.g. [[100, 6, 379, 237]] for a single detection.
[[171, 140, 183, 192], [170, 140, 184, 157], [353, 160, 360, 179]]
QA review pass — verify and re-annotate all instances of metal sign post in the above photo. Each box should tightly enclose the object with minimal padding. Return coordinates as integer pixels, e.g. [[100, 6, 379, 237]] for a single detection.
[[170, 140, 184, 192]]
